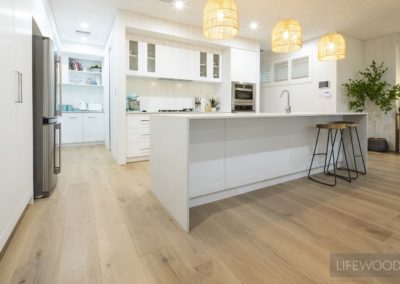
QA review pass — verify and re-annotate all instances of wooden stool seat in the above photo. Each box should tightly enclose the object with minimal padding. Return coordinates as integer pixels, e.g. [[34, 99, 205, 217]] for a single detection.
[[332, 121, 358, 128], [316, 123, 347, 130]]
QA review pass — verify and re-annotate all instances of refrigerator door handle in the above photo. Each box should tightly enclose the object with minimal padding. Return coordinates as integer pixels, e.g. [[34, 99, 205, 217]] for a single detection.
[[56, 56, 62, 116], [54, 123, 61, 174], [15, 71, 23, 103]]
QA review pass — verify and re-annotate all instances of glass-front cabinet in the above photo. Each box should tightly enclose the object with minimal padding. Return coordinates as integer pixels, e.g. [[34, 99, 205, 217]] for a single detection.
[[127, 39, 222, 82], [200, 52, 207, 78], [199, 51, 221, 81], [213, 54, 220, 79], [147, 43, 156, 73]]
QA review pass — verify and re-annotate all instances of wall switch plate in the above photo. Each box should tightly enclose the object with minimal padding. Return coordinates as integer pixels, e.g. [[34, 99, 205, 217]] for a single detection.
[[319, 81, 329, 88]]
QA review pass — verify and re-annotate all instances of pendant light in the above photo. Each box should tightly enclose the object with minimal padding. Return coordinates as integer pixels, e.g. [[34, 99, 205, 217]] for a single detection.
[[317, 0, 346, 61], [203, 0, 239, 40], [318, 32, 346, 61], [272, 19, 302, 53]]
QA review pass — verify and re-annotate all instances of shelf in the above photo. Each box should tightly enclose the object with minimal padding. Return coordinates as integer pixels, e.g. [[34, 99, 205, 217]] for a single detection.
[[63, 83, 103, 88], [69, 70, 102, 75]]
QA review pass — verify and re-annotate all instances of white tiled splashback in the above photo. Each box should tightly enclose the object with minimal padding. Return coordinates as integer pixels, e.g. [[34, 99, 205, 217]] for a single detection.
[[138, 97, 195, 112], [126, 77, 220, 111]]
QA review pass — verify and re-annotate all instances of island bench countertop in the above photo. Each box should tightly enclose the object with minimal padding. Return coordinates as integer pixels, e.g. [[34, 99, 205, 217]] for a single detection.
[[152, 112, 368, 120]]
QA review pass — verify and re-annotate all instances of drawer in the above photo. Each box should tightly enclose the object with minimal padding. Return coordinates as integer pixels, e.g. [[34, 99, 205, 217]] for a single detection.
[[127, 115, 150, 128], [127, 141, 150, 157], [127, 129, 150, 143]]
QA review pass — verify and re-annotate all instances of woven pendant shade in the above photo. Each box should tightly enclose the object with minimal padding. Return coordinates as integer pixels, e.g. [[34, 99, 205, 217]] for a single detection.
[[318, 32, 346, 61], [272, 19, 302, 53], [203, 0, 239, 40]]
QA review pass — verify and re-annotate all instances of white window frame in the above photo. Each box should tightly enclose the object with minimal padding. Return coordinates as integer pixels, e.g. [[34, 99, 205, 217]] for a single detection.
[[264, 51, 313, 87]]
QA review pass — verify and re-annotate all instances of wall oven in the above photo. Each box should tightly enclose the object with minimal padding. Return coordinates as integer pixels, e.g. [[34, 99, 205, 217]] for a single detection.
[[232, 82, 256, 112]]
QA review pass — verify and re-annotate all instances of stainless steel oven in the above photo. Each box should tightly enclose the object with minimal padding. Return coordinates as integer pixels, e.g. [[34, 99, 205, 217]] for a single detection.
[[232, 82, 256, 112]]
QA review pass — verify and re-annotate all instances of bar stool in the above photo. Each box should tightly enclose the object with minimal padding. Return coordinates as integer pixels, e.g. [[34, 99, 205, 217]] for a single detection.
[[308, 123, 352, 186], [332, 121, 367, 179]]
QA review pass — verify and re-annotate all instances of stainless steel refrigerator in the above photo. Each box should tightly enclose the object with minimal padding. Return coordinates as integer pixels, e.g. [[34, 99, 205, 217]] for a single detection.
[[32, 22, 62, 198]]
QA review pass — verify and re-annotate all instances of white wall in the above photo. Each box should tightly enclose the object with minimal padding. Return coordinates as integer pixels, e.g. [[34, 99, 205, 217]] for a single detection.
[[33, 0, 60, 48], [261, 38, 337, 113], [336, 37, 365, 112], [364, 33, 400, 150], [61, 42, 104, 57]]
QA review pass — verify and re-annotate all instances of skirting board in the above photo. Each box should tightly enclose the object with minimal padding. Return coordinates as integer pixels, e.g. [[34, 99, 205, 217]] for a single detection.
[[62, 141, 105, 147], [189, 166, 330, 208], [0, 192, 32, 255], [126, 156, 150, 163]]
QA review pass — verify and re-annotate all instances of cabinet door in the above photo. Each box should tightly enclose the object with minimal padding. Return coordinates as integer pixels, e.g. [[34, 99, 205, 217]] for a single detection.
[[83, 113, 104, 142], [231, 48, 258, 83], [0, 0, 33, 251], [62, 114, 83, 144]]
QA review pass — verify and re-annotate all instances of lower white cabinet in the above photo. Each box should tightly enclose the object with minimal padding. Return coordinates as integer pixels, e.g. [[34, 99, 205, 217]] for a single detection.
[[83, 113, 105, 142], [62, 112, 104, 144], [62, 113, 83, 143], [126, 115, 150, 160]]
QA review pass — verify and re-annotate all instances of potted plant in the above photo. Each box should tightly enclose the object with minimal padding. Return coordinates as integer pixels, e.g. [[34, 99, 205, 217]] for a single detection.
[[343, 61, 400, 152], [208, 96, 219, 112], [89, 64, 102, 73]]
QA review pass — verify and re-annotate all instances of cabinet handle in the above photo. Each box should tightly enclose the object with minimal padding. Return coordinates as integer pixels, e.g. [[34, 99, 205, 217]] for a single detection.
[[69, 117, 79, 119], [15, 71, 23, 103], [88, 117, 97, 119], [140, 148, 150, 151], [56, 56, 62, 116], [140, 119, 150, 122], [141, 134, 150, 136]]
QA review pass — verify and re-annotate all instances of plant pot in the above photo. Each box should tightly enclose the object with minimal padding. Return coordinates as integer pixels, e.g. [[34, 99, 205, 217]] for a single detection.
[[211, 108, 217, 112], [368, 138, 389, 152]]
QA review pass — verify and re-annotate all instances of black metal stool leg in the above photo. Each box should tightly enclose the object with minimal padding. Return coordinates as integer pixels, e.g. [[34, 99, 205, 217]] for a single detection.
[[355, 127, 367, 175], [308, 128, 321, 178], [349, 128, 359, 179], [308, 128, 338, 186]]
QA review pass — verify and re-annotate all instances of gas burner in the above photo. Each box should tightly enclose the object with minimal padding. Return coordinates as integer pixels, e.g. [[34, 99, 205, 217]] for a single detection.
[[158, 108, 194, 113]]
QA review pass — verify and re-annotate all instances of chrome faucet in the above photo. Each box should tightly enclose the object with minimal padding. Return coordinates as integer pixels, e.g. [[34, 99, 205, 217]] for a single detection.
[[280, 90, 291, 114]]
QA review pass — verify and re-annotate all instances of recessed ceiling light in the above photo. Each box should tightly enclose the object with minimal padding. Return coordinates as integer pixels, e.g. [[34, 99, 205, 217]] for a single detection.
[[250, 22, 258, 30], [174, 0, 184, 10], [80, 22, 88, 29]]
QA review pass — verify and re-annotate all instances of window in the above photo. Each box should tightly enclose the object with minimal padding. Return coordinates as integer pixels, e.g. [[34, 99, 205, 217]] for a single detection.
[[274, 61, 289, 82], [260, 63, 271, 84], [291, 56, 309, 80]]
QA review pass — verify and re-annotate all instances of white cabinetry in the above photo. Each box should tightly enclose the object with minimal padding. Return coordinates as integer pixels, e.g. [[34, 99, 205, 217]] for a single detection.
[[83, 113, 105, 142], [62, 112, 104, 144], [62, 113, 83, 143], [0, 0, 33, 251], [230, 48, 258, 83], [126, 115, 150, 161], [127, 40, 222, 83]]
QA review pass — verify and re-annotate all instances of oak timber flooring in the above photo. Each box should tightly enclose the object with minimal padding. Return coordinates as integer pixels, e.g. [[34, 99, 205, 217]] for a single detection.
[[0, 145, 400, 284]]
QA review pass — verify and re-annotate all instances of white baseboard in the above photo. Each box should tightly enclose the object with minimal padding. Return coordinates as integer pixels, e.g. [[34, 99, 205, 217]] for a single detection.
[[189, 166, 324, 208], [62, 141, 105, 147], [0, 191, 33, 253], [126, 156, 150, 163]]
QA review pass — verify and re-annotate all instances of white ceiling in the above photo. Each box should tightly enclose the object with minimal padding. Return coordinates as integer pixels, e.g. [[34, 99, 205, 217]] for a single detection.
[[49, 0, 400, 50]]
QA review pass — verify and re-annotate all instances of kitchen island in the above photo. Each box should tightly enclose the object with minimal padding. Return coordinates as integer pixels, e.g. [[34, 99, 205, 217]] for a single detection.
[[149, 112, 368, 232]]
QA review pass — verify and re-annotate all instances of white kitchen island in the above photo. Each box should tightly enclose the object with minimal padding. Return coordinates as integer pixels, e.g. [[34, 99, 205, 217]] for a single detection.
[[149, 112, 368, 232]]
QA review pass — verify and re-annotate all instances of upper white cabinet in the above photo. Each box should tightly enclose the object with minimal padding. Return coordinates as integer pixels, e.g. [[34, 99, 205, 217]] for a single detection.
[[230, 48, 258, 83], [127, 39, 222, 83]]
